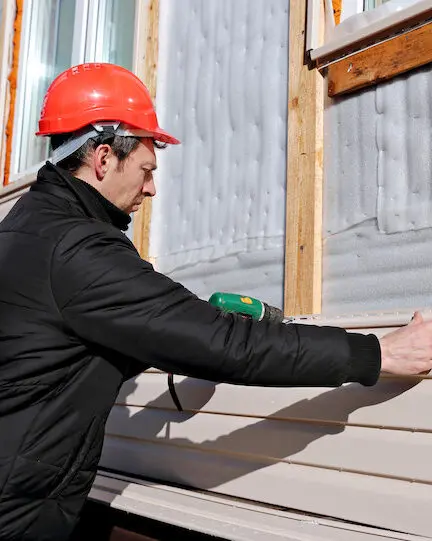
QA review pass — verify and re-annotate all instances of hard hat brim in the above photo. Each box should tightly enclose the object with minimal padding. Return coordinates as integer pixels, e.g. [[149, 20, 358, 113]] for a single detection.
[[149, 127, 181, 145]]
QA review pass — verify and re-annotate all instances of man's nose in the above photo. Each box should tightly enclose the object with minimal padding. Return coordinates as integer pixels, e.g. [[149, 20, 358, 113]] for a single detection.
[[143, 179, 156, 197]]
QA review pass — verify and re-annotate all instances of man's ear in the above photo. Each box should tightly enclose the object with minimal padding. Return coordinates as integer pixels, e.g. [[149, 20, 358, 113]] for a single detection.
[[93, 144, 112, 181]]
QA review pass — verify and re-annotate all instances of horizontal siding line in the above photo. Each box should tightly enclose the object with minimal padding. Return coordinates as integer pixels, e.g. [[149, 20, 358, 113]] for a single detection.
[[112, 403, 432, 434], [104, 432, 432, 486]]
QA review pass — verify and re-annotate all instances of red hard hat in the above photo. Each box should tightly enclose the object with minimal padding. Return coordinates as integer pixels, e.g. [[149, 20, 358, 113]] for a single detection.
[[36, 63, 180, 144]]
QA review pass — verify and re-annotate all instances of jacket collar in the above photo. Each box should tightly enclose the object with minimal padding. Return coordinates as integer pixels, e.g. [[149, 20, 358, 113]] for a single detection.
[[31, 161, 131, 231]]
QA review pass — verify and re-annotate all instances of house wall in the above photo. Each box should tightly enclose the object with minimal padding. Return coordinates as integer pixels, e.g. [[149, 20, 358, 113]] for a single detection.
[[148, 0, 289, 309], [101, 327, 432, 537], [100, 2, 432, 538], [1, 0, 431, 536], [322, 18, 432, 314]]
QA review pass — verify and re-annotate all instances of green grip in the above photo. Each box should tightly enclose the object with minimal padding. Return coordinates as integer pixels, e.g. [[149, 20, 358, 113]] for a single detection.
[[208, 292, 265, 321]]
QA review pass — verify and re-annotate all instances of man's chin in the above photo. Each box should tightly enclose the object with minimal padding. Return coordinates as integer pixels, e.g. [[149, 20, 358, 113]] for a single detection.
[[130, 202, 143, 213]]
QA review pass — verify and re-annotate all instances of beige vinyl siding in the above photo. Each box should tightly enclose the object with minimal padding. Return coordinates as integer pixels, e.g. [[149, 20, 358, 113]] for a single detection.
[[100, 312, 432, 537]]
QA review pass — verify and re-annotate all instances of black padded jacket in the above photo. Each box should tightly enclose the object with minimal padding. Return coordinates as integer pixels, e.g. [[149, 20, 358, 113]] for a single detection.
[[0, 162, 380, 541]]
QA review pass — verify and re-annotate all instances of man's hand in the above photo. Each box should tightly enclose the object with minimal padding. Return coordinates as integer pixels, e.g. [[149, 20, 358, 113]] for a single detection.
[[379, 311, 432, 375]]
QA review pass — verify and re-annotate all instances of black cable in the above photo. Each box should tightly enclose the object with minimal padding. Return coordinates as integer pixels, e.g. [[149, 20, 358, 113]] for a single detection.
[[167, 373, 183, 412]]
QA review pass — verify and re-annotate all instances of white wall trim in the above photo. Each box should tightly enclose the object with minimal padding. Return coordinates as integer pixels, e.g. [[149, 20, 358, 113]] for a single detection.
[[0, 171, 36, 199], [132, 0, 149, 78], [90, 472, 431, 541], [306, 0, 328, 53]]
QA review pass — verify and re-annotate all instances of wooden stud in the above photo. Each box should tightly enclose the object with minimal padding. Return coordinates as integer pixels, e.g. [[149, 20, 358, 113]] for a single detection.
[[327, 20, 432, 97], [133, 0, 159, 260], [3, 0, 23, 186], [332, 0, 342, 25], [284, 0, 324, 316]]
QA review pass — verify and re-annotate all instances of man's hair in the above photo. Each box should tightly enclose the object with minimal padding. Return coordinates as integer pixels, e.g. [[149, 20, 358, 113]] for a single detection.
[[50, 132, 165, 174]]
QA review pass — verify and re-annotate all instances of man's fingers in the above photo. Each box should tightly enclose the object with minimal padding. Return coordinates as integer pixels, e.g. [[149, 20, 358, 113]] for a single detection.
[[380, 312, 432, 375], [409, 311, 424, 325], [413, 359, 432, 374]]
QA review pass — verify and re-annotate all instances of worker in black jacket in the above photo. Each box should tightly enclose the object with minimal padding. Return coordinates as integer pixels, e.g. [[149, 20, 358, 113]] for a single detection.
[[1, 63, 432, 541]]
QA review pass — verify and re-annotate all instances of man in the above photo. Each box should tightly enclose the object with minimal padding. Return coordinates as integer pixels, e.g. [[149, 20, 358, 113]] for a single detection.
[[0, 62, 431, 541]]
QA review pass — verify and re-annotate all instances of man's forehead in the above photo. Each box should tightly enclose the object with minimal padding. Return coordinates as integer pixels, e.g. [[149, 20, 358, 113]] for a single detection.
[[137, 137, 157, 161]]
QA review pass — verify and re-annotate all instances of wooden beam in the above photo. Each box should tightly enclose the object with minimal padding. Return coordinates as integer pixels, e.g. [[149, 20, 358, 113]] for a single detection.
[[332, 0, 342, 25], [327, 20, 432, 97], [284, 0, 324, 316], [3, 0, 23, 186], [133, 0, 159, 260]]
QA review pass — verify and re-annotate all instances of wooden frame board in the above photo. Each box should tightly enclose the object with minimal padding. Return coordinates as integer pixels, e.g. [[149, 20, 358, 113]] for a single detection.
[[3, 0, 23, 187], [284, 0, 324, 316], [133, 0, 159, 260], [332, 0, 342, 26], [326, 19, 432, 97]]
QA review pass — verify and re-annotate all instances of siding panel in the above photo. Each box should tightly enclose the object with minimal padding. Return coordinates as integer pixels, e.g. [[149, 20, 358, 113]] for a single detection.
[[102, 323, 432, 536]]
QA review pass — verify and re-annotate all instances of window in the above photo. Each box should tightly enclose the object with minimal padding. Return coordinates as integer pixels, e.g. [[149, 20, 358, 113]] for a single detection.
[[10, 0, 137, 180], [306, 0, 431, 98], [363, 0, 392, 10], [351, 0, 420, 15], [339, 0, 426, 24], [309, 0, 430, 61]]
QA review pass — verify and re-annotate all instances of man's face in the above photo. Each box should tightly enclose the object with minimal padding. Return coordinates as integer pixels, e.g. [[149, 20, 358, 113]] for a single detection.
[[101, 138, 157, 214]]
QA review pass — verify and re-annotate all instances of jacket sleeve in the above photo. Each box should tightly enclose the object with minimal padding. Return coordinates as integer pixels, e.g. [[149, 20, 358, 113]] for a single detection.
[[51, 224, 381, 387]]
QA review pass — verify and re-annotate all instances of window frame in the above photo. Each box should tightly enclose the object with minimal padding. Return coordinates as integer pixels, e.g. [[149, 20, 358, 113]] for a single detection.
[[340, 0, 364, 21], [364, 0, 391, 10], [9, 0, 51, 179], [304, 0, 432, 100], [307, 0, 432, 64], [4, 0, 140, 191]]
